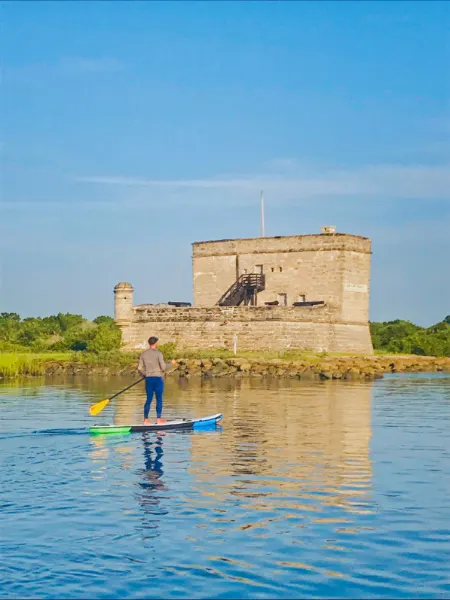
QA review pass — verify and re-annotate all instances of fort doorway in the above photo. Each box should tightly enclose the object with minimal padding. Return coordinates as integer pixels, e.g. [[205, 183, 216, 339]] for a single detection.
[[278, 293, 287, 306]]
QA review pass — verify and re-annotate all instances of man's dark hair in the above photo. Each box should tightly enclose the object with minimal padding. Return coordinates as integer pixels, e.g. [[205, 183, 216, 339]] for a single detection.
[[148, 336, 158, 346]]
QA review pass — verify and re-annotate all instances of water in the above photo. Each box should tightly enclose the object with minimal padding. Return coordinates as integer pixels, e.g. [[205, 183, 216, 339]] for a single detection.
[[1, 374, 449, 599]]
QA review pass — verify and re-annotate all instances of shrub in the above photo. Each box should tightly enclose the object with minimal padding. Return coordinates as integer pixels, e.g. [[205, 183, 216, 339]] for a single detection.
[[370, 318, 450, 357], [158, 342, 177, 360], [93, 315, 116, 326], [86, 323, 122, 353]]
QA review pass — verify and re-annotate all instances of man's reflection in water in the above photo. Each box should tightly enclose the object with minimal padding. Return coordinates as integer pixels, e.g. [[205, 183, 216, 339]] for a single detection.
[[136, 432, 168, 537]]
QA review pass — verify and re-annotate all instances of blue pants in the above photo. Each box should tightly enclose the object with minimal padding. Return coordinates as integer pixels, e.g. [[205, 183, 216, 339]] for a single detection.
[[144, 377, 164, 419]]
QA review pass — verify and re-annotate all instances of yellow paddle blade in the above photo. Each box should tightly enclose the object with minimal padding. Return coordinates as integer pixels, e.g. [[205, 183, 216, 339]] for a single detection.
[[89, 398, 110, 416]]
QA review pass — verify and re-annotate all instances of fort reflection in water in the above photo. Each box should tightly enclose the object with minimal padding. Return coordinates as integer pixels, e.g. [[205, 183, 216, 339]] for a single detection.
[[112, 377, 374, 516]]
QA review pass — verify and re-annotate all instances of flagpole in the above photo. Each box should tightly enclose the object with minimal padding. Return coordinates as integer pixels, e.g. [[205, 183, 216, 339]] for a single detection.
[[261, 190, 265, 237]]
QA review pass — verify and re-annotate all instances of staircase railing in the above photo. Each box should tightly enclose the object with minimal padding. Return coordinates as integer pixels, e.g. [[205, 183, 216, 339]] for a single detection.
[[217, 273, 265, 306]]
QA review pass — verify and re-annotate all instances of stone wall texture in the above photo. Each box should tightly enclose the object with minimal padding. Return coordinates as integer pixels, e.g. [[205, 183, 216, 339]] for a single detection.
[[118, 306, 373, 354], [192, 233, 371, 325], [115, 232, 374, 354]]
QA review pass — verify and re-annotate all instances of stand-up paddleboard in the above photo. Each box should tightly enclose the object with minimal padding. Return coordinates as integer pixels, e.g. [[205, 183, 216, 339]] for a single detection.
[[89, 413, 223, 435]]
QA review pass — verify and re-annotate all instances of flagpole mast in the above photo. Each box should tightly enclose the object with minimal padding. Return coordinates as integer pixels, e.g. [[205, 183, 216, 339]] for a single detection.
[[261, 190, 265, 237]]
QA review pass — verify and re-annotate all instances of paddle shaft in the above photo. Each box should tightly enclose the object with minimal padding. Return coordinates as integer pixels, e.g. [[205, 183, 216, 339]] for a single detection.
[[109, 377, 145, 401]]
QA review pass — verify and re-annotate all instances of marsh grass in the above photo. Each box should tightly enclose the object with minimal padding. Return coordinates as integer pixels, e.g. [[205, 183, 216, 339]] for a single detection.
[[177, 348, 327, 361], [0, 350, 143, 378], [0, 353, 71, 377], [0, 348, 347, 378], [1, 347, 424, 379], [67, 350, 139, 367]]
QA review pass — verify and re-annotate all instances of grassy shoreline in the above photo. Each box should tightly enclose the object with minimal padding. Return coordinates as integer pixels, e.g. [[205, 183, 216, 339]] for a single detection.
[[1, 350, 449, 380], [2, 314, 448, 375]]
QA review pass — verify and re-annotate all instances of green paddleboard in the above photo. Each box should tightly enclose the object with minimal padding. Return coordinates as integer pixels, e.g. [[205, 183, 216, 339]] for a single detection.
[[89, 425, 132, 435]]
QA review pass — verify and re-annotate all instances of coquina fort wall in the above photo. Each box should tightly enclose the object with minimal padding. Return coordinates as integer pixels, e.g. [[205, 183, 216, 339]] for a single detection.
[[114, 228, 374, 354]]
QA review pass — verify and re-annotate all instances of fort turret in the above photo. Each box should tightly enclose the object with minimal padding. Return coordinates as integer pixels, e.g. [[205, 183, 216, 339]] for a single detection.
[[114, 282, 134, 325]]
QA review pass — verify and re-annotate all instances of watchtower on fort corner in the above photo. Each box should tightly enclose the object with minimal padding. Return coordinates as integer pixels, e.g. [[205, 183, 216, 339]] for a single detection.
[[114, 226, 373, 354]]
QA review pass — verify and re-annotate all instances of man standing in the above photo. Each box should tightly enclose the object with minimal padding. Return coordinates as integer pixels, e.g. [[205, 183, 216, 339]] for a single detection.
[[138, 336, 176, 424]]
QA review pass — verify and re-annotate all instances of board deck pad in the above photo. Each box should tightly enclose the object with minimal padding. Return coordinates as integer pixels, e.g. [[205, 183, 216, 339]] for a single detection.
[[89, 413, 223, 434]]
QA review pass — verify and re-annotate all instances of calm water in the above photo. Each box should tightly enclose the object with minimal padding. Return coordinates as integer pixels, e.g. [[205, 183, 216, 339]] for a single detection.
[[1, 373, 449, 599]]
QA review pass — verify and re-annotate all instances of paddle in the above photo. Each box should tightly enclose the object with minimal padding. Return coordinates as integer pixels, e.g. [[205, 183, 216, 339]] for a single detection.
[[89, 377, 145, 416]]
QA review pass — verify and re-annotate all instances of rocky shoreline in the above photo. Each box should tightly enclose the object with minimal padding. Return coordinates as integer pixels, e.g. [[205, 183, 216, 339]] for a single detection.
[[42, 355, 450, 380]]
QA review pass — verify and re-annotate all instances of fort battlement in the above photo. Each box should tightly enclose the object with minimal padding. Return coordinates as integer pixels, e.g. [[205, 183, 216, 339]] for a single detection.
[[114, 228, 374, 354], [192, 232, 371, 256]]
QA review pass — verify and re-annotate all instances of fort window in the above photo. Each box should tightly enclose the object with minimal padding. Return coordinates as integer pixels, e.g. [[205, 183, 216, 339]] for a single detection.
[[278, 293, 287, 306], [271, 267, 275, 272], [255, 264, 264, 274], [279, 266, 283, 272]]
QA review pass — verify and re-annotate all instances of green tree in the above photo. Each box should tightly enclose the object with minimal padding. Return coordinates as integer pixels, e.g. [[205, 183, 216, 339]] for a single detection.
[[93, 315, 115, 326], [86, 323, 122, 353], [51, 325, 96, 351], [56, 313, 84, 332], [16, 320, 43, 346], [40, 315, 63, 335], [370, 318, 450, 357], [0, 312, 20, 322]]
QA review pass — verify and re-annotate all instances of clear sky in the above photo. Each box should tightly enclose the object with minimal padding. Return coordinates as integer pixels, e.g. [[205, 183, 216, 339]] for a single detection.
[[1, 1, 449, 326]]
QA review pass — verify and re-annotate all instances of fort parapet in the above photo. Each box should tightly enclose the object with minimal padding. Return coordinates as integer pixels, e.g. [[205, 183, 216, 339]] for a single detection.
[[114, 228, 374, 354]]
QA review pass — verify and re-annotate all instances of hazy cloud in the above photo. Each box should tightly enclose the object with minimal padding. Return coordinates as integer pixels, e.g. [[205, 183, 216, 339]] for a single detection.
[[76, 163, 450, 201]]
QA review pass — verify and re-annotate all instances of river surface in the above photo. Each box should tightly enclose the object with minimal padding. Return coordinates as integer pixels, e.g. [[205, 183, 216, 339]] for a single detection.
[[1, 373, 449, 599]]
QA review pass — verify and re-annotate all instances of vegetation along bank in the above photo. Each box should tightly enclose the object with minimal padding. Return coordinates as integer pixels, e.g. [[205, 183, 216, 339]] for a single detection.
[[0, 312, 449, 380]]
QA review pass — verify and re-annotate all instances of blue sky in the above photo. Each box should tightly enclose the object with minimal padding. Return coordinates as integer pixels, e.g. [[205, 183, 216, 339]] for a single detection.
[[1, 1, 449, 325]]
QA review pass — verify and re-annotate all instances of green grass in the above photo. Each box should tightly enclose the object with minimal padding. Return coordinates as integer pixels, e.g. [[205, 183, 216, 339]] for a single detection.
[[0, 350, 143, 378], [66, 350, 138, 367], [0, 348, 336, 378], [1, 347, 445, 379], [372, 349, 430, 357], [0, 352, 71, 377], [177, 348, 325, 361]]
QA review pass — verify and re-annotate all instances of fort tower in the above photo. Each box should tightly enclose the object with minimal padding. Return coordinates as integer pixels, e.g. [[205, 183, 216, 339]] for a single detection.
[[114, 282, 134, 325], [114, 228, 373, 354]]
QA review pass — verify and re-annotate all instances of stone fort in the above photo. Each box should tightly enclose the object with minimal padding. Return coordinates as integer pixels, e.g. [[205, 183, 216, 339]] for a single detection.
[[114, 226, 374, 354]]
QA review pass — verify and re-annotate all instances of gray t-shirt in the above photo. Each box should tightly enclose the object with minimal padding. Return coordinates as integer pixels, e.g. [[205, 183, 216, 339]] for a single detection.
[[138, 348, 171, 377]]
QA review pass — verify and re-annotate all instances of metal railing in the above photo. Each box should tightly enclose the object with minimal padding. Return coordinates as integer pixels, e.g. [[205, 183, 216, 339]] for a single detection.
[[217, 273, 265, 306]]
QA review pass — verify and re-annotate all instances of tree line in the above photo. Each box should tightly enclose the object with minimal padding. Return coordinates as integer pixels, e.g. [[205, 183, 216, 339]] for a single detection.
[[0, 313, 121, 353], [369, 316, 450, 357], [0, 312, 449, 357]]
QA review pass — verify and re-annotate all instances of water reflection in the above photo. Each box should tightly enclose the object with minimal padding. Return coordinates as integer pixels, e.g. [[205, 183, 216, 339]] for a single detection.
[[2, 374, 450, 598], [110, 379, 374, 505], [186, 379, 373, 516], [106, 377, 375, 526], [135, 433, 168, 537], [4, 375, 375, 518], [140, 432, 167, 493]]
